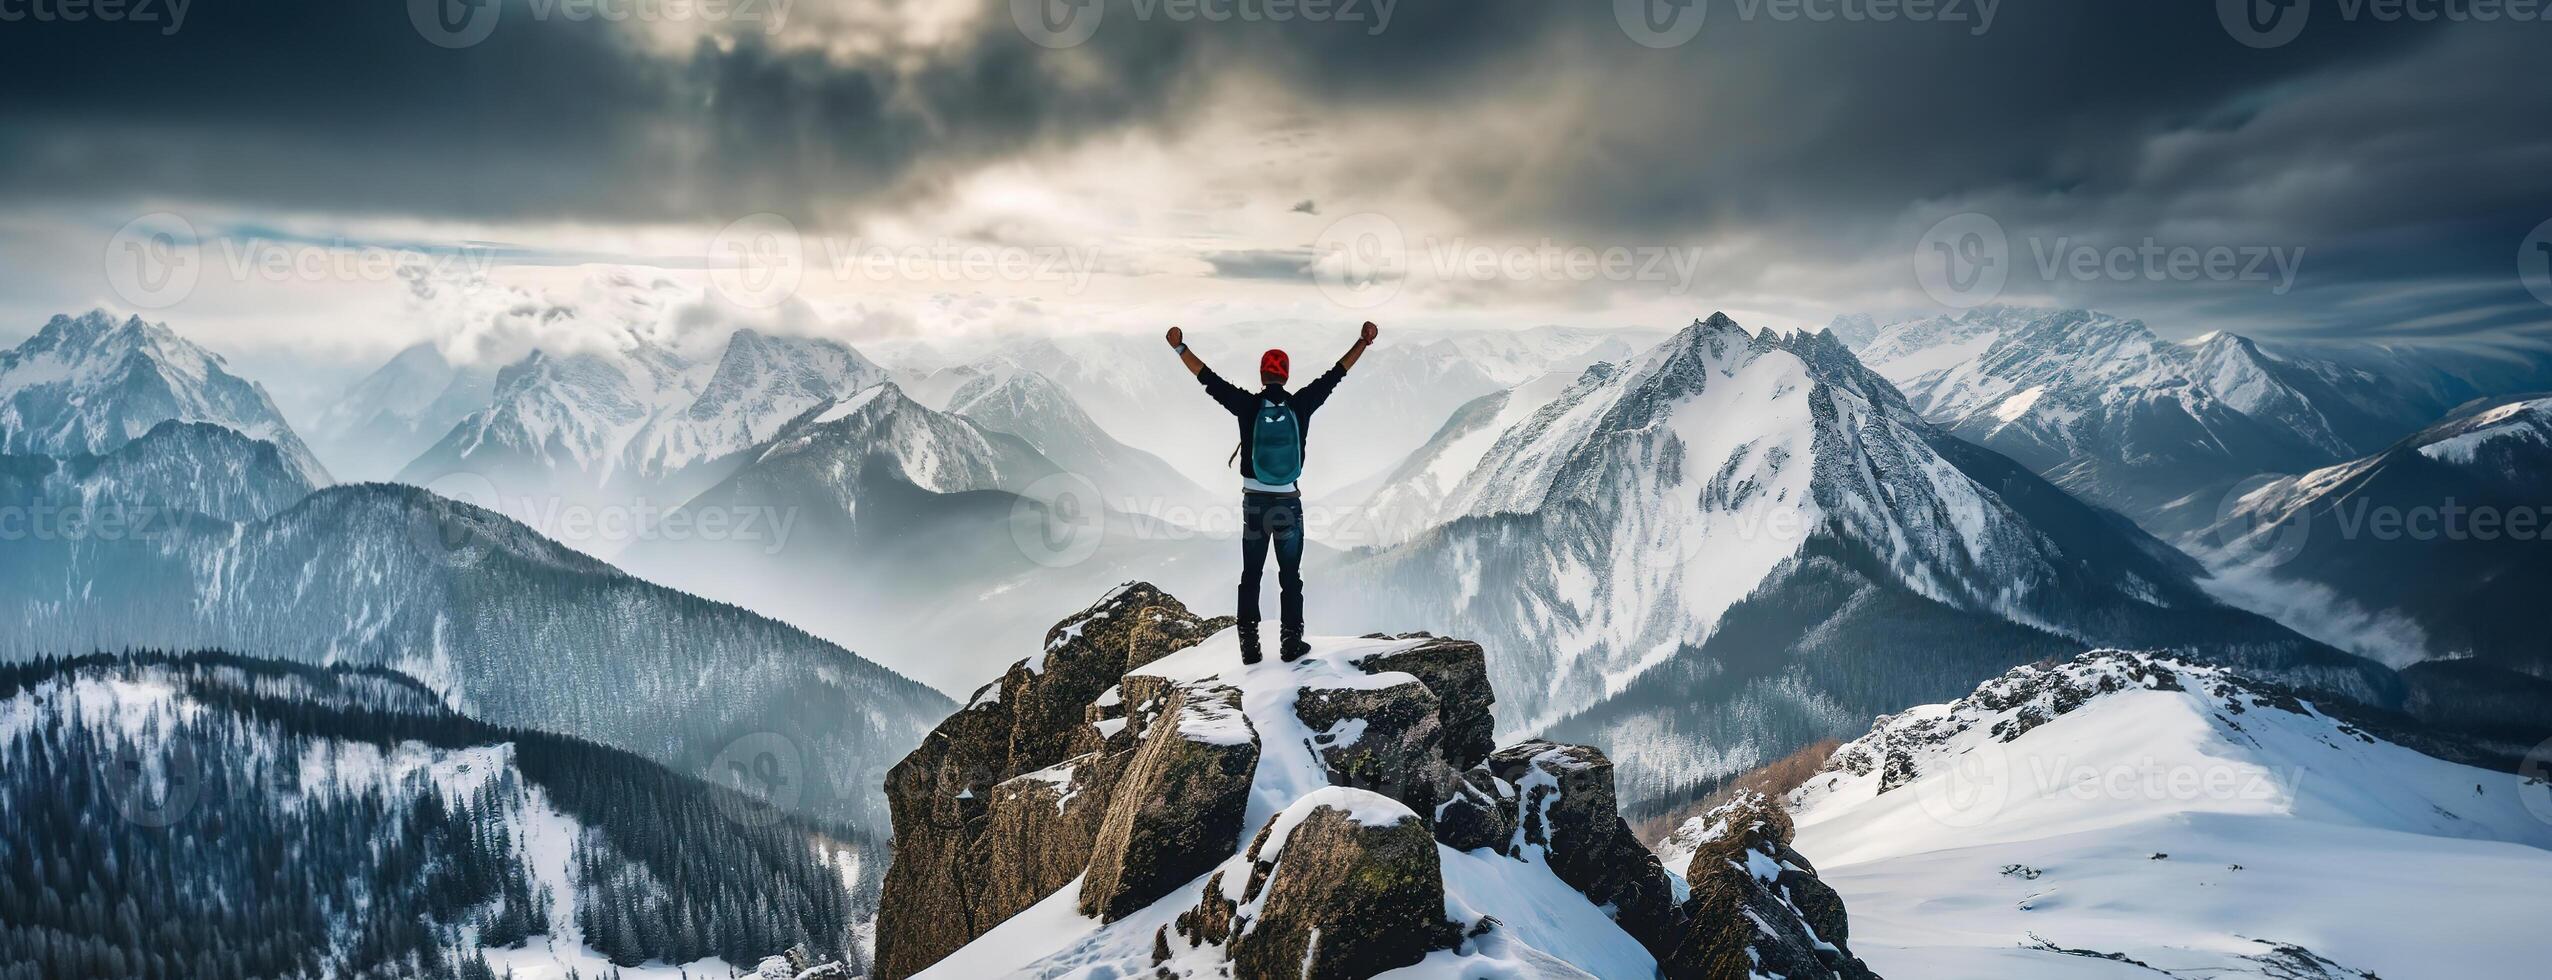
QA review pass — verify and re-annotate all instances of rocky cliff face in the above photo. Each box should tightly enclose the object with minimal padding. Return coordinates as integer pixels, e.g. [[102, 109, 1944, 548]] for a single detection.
[[875, 583, 1879, 979]]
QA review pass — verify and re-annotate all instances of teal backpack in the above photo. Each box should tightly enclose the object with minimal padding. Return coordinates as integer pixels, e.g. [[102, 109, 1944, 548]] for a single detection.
[[1249, 400, 1304, 485]]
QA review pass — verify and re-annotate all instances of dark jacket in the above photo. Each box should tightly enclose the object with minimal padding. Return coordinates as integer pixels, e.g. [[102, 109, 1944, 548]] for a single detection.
[[1197, 363, 1347, 487]]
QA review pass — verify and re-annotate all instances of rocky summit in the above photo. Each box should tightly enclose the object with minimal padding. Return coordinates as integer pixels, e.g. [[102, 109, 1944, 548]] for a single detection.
[[874, 582, 1879, 979]]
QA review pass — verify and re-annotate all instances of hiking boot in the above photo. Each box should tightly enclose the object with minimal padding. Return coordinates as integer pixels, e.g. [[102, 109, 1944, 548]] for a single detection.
[[1280, 635, 1310, 663], [1239, 629, 1263, 665]]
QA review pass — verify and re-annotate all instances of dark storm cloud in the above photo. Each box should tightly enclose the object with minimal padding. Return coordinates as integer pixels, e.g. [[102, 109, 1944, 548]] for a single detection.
[[3, 1, 2548, 338]]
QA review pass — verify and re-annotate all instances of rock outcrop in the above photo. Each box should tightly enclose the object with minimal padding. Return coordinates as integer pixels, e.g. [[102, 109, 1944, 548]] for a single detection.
[[1666, 792, 1880, 980], [875, 584, 1877, 980], [874, 583, 1232, 979]]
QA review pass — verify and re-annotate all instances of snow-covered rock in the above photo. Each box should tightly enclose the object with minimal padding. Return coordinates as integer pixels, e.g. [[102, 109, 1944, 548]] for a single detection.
[[1670, 651, 2552, 980], [877, 584, 1822, 979]]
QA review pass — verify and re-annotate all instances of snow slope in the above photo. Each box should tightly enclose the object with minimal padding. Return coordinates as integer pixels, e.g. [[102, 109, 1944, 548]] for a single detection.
[[1691, 651, 2552, 980]]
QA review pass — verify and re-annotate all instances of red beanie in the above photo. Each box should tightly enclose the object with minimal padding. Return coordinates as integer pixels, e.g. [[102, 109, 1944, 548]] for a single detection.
[[1260, 348, 1290, 381]]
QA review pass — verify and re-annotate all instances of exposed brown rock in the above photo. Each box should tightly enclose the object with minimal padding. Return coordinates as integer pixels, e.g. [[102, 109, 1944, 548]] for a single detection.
[[1667, 792, 1880, 980], [1477, 740, 1686, 959], [1225, 793, 1450, 980], [874, 583, 1225, 980], [1079, 681, 1260, 922], [1294, 677, 1453, 818], [1351, 635, 1496, 770]]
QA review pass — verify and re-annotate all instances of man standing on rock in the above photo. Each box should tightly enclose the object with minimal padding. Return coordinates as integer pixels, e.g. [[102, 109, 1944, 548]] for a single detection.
[[1167, 321, 1377, 665]]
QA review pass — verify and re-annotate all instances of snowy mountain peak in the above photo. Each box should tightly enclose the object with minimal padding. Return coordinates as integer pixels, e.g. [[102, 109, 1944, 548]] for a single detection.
[[0, 309, 330, 487]]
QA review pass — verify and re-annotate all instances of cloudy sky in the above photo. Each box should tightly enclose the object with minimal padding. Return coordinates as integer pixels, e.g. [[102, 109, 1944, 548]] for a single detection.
[[4, 0, 2550, 377]]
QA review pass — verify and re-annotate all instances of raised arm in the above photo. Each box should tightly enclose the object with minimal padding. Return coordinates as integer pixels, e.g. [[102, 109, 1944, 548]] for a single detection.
[[1337, 321, 1378, 372], [1167, 325, 1206, 377]]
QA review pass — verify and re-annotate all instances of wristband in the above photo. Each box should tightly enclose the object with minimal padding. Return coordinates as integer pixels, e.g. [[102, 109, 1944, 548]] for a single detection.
[[1174, 343, 1190, 354]]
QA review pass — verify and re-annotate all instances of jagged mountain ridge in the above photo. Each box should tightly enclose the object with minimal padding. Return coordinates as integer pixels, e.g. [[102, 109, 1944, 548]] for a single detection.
[[1683, 650, 2552, 979], [0, 651, 878, 978], [619, 382, 1250, 695], [0, 419, 320, 523], [875, 584, 1877, 980], [0, 311, 330, 488], [1856, 308, 2340, 533], [0, 480, 953, 828], [1334, 313, 2388, 807], [395, 328, 888, 541], [946, 365, 1213, 511]]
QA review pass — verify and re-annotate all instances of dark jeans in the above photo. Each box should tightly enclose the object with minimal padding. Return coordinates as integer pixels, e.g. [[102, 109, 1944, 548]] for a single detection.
[[1239, 492, 1305, 642]]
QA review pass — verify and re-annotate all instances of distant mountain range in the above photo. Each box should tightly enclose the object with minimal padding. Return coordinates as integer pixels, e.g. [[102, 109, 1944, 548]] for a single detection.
[[310, 341, 497, 482], [1, 310, 330, 487], [1846, 305, 2552, 535], [619, 382, 1246, 694], [1328, 314, 2387, 806], [395, 327, 889, 551]]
